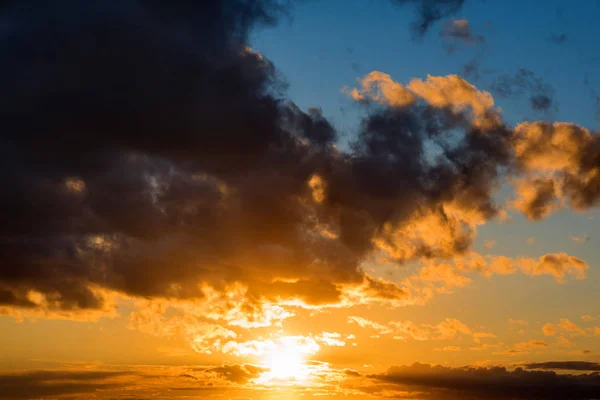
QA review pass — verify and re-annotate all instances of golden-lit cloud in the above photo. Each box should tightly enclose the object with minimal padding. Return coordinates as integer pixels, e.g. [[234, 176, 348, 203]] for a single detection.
[[348, 71, 501, 129], [542, 318, 589, 337]]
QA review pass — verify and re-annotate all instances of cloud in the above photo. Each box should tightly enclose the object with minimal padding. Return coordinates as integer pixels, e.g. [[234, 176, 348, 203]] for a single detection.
[[473, 332, 497, 343], [1, 2, 525, 322], [484, 240, 497, 249], [512, 121, 600, 218], [348, 71, 502, 129], [434, 345, 462, 351], [571, 234, 591, 243], [492, 69, 557, 113], [207, 364, 267, 383], [524, 361, 600, 371], [0, 0, 595, 340], [349, 316, 474, 341], [509, 318, 528, 326], [517, 253, 588, 282], [348, 316, 394, 335], [512, 177, 562, 220], [514, 340, 548, 349], [424, 252, 589, 286], [440, 19, 484, 53], [549, 33, 568, 44], [0, 370, 133, 399], [390, 0, 467, 38], [369, 363, 600, 399], [316, 332, 346, 347], [543, 318, 588, 337]]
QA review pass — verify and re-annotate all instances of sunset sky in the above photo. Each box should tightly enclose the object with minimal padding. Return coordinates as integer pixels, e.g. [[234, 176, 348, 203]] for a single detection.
[[2, 1, 600, 399]]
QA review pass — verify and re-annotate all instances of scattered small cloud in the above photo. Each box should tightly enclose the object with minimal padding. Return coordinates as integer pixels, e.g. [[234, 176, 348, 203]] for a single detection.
[[571, 234, 590, 243], [483, 240, 497, 249], [440, 19, 484, 53]]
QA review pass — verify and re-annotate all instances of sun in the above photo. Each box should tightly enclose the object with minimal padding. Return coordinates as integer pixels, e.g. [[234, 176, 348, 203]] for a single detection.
[[266, 345, 307, 380], [257, 336, 319, 383]]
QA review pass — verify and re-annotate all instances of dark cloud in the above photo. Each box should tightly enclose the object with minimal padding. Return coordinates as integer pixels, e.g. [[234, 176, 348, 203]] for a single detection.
[[0, 0, 521, 316], [0, 0, 356, 311], [492, 69, 557, 113], [440, 19, 483, 53], [0, 370, 131, 399], [369, 363, 600, 399], [207, 364, 267, 383], [4, 0, 595, 320], [549, 32, 568, 44], [390, 0, 467, 38], [525, 361, 600, 371], [344, 368, 362, 377]]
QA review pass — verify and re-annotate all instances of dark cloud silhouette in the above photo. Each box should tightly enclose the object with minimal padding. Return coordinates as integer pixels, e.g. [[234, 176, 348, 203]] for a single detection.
[[1, 0, 597, 321], [0, 0, 521, 316], [390, 0, 467, 38], [492, 69, 557, 113], [369, 363, 600, 399], [0, 370, 131, 399], [207, 364, 267, 383], [525, 361, 600, 371]]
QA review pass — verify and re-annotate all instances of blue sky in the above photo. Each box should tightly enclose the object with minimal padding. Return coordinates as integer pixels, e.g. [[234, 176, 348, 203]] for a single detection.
[[251, 0, 600, 132]]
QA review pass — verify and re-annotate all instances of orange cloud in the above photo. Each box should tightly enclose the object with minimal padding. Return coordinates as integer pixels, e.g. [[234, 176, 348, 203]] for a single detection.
[[347, 72, 501, 130]]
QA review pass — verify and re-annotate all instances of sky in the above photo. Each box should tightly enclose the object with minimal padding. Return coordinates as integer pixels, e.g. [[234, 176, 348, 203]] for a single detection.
[[1, 1, 600, 399]]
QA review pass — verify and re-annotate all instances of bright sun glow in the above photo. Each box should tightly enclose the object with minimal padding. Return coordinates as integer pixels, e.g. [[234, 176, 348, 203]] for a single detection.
[[257, 336, 319, 383], [267, 345, 307, 380]]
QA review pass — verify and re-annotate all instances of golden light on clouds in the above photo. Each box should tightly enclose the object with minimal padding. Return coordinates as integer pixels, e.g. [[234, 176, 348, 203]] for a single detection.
[[2, 1, 600, 399]]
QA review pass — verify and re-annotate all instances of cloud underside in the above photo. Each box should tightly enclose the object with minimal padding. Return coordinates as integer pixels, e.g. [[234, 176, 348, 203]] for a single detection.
[[2, 362, 600, 400], [0, 0, 598, 338], [369, 363, 600, 399]]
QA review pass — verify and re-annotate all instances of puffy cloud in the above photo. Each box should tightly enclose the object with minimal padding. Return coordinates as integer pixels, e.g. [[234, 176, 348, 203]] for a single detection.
[[0, 0, 594, 337], [416, 262, 472, 288], [512, 177, 562, 220], [542, 318, 588, 337], [348, 72, 502, 129], [369, 363, 600, 399], [518, 253, 588, 282], [511, 121, 600, 218], [1, 1, 522, 322], [345, 71, 416, 107]]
